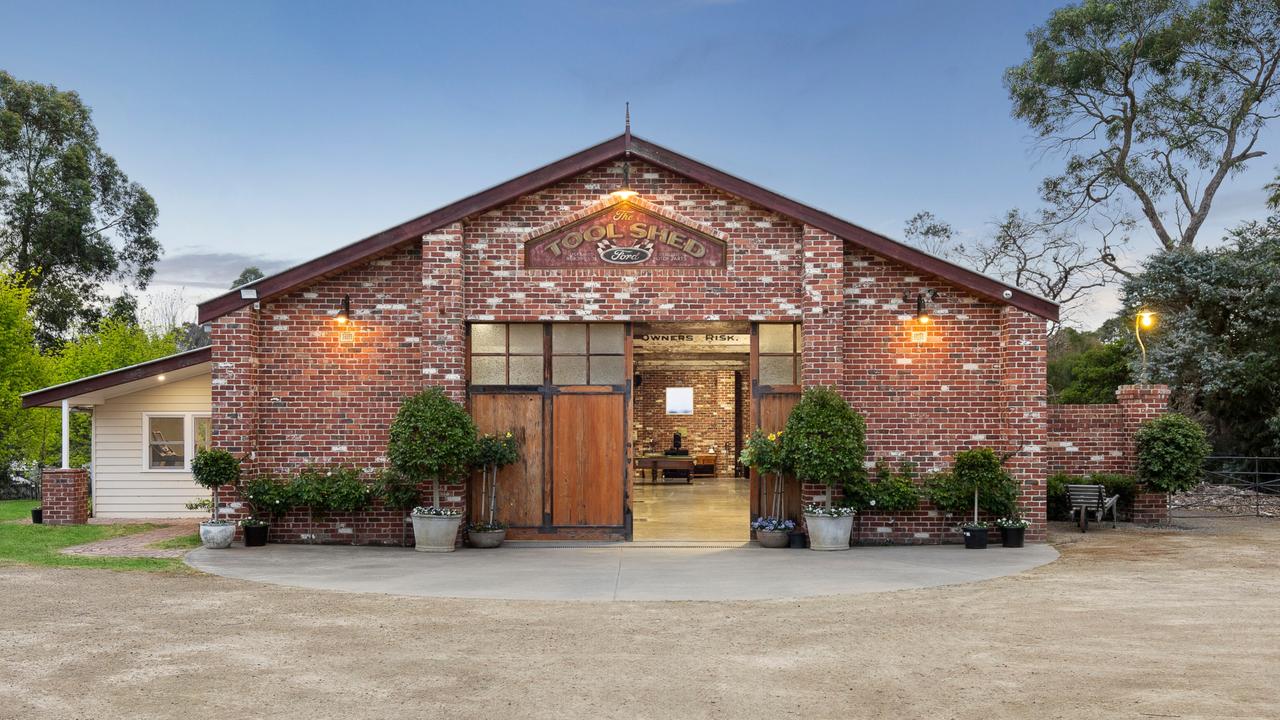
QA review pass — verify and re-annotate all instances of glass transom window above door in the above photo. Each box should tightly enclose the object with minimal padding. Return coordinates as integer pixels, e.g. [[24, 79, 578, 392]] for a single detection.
[[757, 323, 802, 386], [468, 322, 626, 387]]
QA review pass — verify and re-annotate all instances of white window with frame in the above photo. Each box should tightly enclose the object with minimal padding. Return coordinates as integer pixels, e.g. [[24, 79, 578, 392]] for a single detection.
[[144, 413, 212, 471]]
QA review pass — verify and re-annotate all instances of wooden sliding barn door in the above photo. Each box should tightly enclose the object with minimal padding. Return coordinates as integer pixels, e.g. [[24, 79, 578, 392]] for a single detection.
[[468, 393, 544, 528], [750, 323, 803, 524], [551, 391, 626, 527]]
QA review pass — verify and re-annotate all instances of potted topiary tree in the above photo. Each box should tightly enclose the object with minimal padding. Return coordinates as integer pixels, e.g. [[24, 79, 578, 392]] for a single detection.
[[468, 431, 520, 548], [191, 448, 241, 549], [782, 388, 866, 551], [388, 387, 477, 553], [948, 447, 1015, 550], [740, 429, 792, 548]]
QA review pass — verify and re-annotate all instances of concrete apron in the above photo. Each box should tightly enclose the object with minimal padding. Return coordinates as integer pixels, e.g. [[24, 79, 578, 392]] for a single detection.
[[186, 543, 1058, 602]]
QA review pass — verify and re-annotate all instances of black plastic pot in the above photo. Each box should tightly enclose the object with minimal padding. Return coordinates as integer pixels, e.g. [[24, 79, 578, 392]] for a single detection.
[[788, 531, 807, 549], [31, 507, 43, 524], [1001, 526, 1025, 548], [962, 526, 988, 549], [243, 524, 269, 547]]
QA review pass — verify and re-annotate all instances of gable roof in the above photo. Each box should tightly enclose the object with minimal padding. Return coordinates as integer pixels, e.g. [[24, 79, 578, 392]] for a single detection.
[[197, 135, 1058, 323], [21, 347, 212, 408]]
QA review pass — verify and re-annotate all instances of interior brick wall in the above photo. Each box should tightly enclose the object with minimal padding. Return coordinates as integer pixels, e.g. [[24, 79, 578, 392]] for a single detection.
[[633, 368, 742, 476]]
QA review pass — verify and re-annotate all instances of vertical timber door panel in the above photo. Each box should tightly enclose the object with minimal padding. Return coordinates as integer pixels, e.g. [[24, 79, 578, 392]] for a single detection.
[[756, 393, 801, 522], [552, 393, 625, 526], [469, 394, 543, 527]]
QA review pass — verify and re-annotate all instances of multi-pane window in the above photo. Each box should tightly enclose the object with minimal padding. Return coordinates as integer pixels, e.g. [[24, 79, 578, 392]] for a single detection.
[[551, 323, 626, 386], [145, 414, 212, 471], [469, 323, 545, 385], [758, 323, 802, 386]]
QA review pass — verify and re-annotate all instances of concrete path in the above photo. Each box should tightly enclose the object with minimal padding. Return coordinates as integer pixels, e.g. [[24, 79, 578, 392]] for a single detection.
[[187, 542, 1058, 601]]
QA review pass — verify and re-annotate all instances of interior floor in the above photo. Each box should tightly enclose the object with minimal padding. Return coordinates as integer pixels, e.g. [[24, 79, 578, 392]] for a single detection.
[[631, 476, 750, 541]]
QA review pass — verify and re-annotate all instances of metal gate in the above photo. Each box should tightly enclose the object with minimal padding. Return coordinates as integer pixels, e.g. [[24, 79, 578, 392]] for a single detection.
[[1170, 456, 1280, 518]]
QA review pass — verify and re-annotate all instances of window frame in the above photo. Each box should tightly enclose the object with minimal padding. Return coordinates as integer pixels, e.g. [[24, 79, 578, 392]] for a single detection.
[[141, 412, 210, 473], [756, 322, 802, 388], [551, 323, 626, 387], [467, 323, 547, 388]]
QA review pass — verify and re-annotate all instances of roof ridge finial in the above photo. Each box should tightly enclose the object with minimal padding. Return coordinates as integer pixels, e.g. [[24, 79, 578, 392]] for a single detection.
[[624, 102, 631, 151]]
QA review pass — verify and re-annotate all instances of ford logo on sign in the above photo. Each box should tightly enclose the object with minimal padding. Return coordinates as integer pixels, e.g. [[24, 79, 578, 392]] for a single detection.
[[597, 239, 654, 265]]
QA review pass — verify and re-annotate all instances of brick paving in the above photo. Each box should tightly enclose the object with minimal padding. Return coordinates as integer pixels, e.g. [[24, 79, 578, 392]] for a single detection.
[[60, 520, 201, 559]]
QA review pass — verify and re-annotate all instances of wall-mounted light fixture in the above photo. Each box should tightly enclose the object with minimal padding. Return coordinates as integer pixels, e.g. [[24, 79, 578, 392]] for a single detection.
[[903, 289, 940, 324], [335, 295, 351, 324]]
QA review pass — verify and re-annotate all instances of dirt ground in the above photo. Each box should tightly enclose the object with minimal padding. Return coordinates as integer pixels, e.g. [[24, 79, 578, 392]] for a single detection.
[[1, 518, 1277, 720]]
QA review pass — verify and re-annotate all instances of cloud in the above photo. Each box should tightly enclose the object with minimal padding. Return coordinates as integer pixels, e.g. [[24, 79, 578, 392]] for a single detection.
[[151, 251, 296, 290]]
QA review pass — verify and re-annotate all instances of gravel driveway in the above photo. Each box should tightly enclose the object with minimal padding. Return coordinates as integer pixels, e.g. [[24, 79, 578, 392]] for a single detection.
[[2, 518, 1276, 719]]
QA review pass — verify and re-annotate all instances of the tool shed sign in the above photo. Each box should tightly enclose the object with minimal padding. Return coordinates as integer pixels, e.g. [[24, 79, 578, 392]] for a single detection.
[[524, 202, 726, 269]]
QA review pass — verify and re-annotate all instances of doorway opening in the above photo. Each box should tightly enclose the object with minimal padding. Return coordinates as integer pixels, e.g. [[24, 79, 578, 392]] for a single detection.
[[630, 323, 751, 541]]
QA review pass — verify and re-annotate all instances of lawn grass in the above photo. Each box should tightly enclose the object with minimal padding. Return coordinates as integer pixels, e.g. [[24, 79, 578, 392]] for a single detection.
[[0, 499, 39, 522], [148, 532, 201, 550], [0, 501, 190, 572]]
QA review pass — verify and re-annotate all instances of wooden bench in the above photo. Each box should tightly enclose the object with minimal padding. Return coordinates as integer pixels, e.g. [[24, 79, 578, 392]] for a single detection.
[[1065, 484, 1119, 533]]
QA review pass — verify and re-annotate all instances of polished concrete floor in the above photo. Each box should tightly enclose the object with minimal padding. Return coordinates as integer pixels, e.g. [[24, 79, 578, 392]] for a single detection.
[[631, 475, 750, 541]]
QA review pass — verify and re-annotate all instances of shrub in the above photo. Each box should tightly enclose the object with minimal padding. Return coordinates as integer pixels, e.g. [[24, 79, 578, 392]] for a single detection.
[[474, 432, 520, 470], [324, 467, 374, 513], [190, 448, 240, 523], [374, 468, 420, 511], [845, 461, 920, 512], [241, 476, 294, 521], [782, 387, 866, 510], [1047, 473, 1139, 521], [388, 388, 477, 509], [1136, 413, 1212, 493], [740, 429, 789, 518]]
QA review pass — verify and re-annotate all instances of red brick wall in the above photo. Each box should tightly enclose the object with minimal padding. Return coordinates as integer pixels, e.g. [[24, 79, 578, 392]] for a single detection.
[[633, 368, 743, 476], [40, 468, 89, 525], [209, 157, 1057, 545]]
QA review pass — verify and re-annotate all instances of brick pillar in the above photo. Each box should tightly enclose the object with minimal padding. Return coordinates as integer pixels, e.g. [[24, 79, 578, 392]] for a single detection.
[[999, 307, 1048, 542], [1117, 384, 1172, 524], [421, 224, 467, 515], [799, 225, 846, 511], [41, 468, 89, 525], [211, 307, 259, 521]]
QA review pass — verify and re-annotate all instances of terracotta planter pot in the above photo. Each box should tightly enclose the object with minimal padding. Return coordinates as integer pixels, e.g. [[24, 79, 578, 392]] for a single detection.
[[805, 514, 853, 551], [468, 528, 506, 548], [199, 522, 235, 549], [412, 514, 462, 553], [756, 529, 790, 548]]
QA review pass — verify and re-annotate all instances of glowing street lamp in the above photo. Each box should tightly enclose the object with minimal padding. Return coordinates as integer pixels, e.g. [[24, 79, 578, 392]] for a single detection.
[[1135, 309, 1156, 379]]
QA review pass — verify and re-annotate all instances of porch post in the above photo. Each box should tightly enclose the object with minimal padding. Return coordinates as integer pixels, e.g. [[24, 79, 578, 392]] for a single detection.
[[60, 399, 69, 469]]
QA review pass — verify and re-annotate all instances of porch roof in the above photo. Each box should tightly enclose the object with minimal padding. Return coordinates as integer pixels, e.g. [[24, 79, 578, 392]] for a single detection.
[[21, 347, 212, 409]]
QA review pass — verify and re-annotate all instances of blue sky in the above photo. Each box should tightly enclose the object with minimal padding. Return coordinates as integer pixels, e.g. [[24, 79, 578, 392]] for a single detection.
[[2, 0, 1275, 328]]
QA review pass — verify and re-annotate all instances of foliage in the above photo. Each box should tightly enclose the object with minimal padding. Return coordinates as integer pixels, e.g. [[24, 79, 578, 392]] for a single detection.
[[750, 516, 796, 533], [287, 465, 373, 513], [1137, 413, 1212, 493], [0, 512, 187, 572], [388, 388, 477, 508], [782, 388, 866, 508], [1005, 0, 1280, 253], [374, 469, 420, 511], [0, 71, 160, 346], [468, 521, 507, 532], [191, 449, 240, 490], [474, 432, 519, 469], [802, 504, 855, 518], [240, 476, 294, 520], [1047, 472, 1140, 520], [0, 273, 48, 475], [1049, 328, 1132, 404], [962, 521, 990, 530], [411, 506, 461, 517], [237, 517, 267, 528], [738, 429, 788, 476], [1123, 218, 1280, 454], [995, 517, 1030, 529], [231, 266, 264, 289], [844, 461, 921, 512], [926, 449, 1019, 522]]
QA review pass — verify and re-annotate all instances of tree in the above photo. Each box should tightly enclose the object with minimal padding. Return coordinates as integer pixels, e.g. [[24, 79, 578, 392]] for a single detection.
[[0, 272, 49, 486], [904, 208, 1130, 327], [1123, 215, 1280, 454], [1056, 339, 1132, 403], [1006, 0, 1280, 258], [781, 387, 866, 510], [231, 266, 264, 289], [0, 71, 160, 347], [387, 388, 477, 509]]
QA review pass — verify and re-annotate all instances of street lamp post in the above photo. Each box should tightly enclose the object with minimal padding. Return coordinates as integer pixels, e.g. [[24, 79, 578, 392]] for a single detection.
[[1135, 309, 1156, 381]]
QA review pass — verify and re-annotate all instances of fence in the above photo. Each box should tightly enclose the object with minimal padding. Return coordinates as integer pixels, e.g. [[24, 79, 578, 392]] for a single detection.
[[1169, 456, 1280, 518]]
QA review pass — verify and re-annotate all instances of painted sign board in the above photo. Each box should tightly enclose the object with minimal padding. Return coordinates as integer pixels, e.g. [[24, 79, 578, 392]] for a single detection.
[[634, 333, 749, 354], [524, 202, 726, 269]]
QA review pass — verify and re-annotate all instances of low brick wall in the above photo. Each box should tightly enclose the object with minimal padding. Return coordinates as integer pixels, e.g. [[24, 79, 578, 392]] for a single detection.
[[1133, 491, 1170, 525], [40, 468, 90, 525]]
